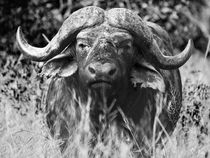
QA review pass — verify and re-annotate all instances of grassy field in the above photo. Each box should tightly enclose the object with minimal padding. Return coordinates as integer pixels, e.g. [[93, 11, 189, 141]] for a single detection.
[[0, 49, 210, 158]]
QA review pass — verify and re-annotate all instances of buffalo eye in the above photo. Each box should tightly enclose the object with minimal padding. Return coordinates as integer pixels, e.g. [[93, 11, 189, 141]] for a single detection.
[[121, 44, 132, 49], [79, 43, 87, 49], [77, 41, 90, 51], [118, 41, 132, 50], [118, 43, 132, 50]]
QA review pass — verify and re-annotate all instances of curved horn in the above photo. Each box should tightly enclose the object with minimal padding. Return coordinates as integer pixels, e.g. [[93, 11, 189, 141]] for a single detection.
[[145, 22, 193, 69], [16, 6, 105, 61], [149, 39, 193, 69], [107, 8, 193, 69]]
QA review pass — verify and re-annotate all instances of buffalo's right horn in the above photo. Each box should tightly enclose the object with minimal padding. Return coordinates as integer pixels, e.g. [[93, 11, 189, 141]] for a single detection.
[[16, 6, 104, 61], [145, 21, 193, 69], [147, 39, 193, 69], [107, 8, 193, 70]]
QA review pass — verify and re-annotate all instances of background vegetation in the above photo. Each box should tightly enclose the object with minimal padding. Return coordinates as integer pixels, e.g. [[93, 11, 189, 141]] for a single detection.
[[0, 0, 210, 157]]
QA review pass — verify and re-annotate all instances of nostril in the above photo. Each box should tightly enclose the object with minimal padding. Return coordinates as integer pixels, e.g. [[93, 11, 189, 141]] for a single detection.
[[88, 66, 96, 74], [109, 68, 116, 76]]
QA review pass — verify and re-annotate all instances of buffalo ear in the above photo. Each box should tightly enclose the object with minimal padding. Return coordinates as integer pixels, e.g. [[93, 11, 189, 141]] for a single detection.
[[131, 58, 165, 92], [41, 53, 78, 77]]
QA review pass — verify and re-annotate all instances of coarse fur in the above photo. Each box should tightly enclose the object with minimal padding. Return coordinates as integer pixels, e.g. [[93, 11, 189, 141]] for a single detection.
[[16, 6, 192, 152], [46, 22, 182, 150]]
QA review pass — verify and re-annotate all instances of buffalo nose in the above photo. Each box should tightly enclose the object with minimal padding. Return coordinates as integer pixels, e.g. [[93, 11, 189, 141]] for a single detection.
[[87, 62, 118, 78]]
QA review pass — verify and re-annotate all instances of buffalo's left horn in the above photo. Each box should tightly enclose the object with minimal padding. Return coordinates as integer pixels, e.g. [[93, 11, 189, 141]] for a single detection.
[[16, 6, 104, 61], [107, 8, 193, 70]]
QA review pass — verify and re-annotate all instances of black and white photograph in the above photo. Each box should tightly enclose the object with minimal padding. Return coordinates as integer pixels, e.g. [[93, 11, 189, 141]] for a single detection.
[[0, 0, 210, 157]]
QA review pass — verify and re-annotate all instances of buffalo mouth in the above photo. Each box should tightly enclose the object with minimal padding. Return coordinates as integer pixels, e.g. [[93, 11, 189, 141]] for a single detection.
[[88, 80, 112, 89]]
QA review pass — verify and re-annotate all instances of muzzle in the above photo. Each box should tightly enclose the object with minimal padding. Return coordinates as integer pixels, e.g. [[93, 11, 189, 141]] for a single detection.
[[83, 61, 119, 89]]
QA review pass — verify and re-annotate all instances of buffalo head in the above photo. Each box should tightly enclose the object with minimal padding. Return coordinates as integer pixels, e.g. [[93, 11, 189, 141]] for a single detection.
[[16, 7, 194, 150], [16, 6, 193, 104]]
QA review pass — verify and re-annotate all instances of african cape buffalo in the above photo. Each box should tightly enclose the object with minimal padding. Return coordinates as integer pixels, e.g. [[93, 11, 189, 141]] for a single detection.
[[16, 6, 193, 150]]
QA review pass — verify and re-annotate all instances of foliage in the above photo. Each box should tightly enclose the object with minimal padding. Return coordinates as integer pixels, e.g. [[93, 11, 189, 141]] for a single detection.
[[0, 0, 209, 53]]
